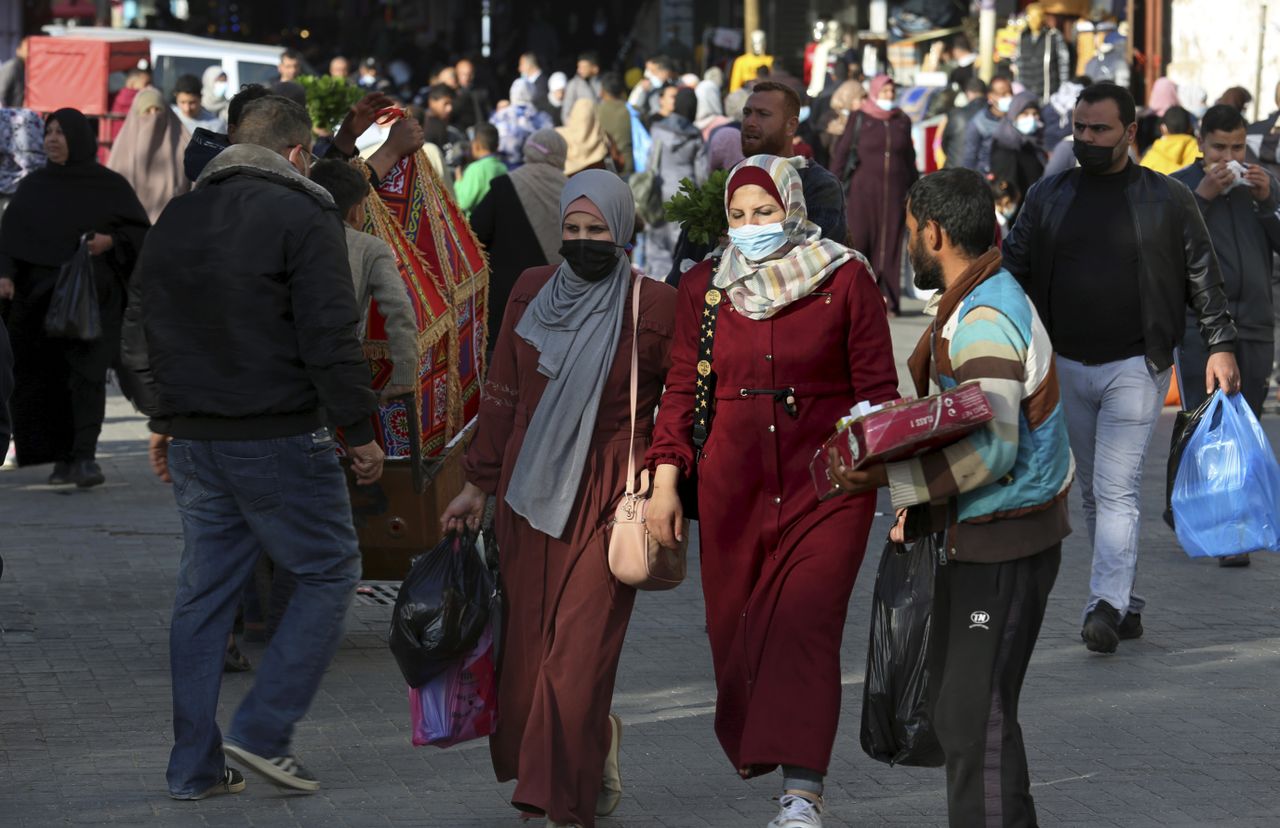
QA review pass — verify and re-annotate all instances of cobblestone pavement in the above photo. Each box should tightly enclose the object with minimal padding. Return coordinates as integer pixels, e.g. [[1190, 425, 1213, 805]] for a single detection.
[[5, 312, 1280, 827]]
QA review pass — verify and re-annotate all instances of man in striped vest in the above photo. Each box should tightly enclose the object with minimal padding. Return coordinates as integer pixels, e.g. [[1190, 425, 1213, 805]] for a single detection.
[[830, 167, 1073, 827]]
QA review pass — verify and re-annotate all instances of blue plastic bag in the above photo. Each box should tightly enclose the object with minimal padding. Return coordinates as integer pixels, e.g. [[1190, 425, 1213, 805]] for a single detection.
[[1171, 390, 1280, 557]]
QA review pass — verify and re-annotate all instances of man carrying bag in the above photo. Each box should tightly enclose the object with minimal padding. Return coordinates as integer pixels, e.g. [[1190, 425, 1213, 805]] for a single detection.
[[829, 168, 1074, 827]]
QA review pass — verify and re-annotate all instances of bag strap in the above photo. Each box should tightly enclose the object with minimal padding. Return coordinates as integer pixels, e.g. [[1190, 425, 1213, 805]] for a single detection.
[[692, 258, 723, 450], [624, 273, 644, 496]]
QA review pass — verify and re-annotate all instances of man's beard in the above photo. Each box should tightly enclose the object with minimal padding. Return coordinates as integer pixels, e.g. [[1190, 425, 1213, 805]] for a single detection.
[[910, 235, 944, 292]]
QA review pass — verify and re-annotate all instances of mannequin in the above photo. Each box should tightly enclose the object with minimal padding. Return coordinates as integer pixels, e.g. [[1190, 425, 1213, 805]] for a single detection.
[[804, 21, 827, 89], [807, 21, 843, 97], [1015, 3, 1070, 99], [1084, 27, 1130, 88], [730, 30, 775, 91]]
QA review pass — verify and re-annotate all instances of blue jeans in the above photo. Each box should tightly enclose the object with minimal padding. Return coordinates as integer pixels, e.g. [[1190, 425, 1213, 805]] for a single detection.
[[165, 429, 360, 797], [1056, 356, 1169, 621]]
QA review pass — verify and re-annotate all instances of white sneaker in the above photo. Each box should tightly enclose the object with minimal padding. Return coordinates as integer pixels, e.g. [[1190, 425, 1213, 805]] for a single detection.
[[767, 794, 824, 828]]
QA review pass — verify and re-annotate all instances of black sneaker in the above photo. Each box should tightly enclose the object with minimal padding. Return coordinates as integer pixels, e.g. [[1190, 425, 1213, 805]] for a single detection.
[[222, 743, 320, 792], [1081, 601, 1121, 654], [170, 767, 246, 801], [47, 461, 72, 486], [1117, 612, 1143, 641], [1218, 553, 1252, 567], [71, 459, 105, 488]]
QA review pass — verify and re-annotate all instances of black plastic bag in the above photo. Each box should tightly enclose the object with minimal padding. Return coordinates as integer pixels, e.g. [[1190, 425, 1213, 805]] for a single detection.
[[860, 534, 945, 767], [1163, 392, 1216, 530], [44, 236, 101, 341], [389, 531, 498, 689]]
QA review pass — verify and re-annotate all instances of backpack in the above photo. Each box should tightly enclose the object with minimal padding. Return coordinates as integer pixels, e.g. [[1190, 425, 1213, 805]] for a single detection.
[[629, 141, 665, 226]]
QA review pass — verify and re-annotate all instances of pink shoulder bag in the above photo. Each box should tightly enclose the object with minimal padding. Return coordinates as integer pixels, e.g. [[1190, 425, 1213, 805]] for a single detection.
[[607, 275, 688, 590]]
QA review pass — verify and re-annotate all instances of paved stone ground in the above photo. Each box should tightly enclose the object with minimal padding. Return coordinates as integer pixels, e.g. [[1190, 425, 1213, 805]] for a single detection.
[[5, 312, 1280, 827]]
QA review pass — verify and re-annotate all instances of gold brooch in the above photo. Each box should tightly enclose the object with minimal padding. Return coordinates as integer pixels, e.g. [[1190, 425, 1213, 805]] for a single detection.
[[704, 289, 722, 306], [696, 359, 713, 377]]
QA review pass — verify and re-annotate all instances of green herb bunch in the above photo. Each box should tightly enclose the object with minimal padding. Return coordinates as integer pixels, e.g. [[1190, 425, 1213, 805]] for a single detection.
[[663, 168, 731, 246], [296, 75, 365, 133]]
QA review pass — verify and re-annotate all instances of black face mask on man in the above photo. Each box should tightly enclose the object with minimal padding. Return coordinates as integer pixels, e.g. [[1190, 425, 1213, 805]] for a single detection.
[[1073, 139, 1123, 174], [560, 239, 621, 282]]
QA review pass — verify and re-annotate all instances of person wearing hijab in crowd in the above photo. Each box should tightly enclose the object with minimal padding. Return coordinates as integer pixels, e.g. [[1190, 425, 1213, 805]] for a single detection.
[[662, 125, 746, 286], [815, 79, 865, 169], [695, 78, 730, 140], [646, 155, 898, 828], [643, 86, 708, 278], [1137, 77, 1182, 157], [470, 128, 569, 357], [0, 109, 149, 487], [108, 89, 192, 223], [492, 78, 555, 169], [442, 170, 677, 828], [832, 74, 918, 315], [558, 98, 610, 176], [201, 66, 230, 120], [989, 91, 1046, 218]]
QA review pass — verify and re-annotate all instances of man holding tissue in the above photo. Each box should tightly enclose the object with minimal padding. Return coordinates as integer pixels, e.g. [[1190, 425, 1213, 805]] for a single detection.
[[829, 168, 1073, 828]]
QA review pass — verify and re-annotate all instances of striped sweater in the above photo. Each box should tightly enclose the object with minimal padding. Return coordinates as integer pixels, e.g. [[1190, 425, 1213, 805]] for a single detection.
[[888, 268, 1074, 562]]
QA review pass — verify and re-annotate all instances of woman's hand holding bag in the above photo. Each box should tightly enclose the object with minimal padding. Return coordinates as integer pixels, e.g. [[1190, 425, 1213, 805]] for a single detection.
[[607, 277, 688, 590], [647, 464, 686, 550]]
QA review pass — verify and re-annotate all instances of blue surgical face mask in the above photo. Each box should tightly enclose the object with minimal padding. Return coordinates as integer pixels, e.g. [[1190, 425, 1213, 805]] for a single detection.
[[995, 95, 1013, 113], [876, 98, 896, 111], [728, 221, 789, 261], [1015, 114, 1039, 135]]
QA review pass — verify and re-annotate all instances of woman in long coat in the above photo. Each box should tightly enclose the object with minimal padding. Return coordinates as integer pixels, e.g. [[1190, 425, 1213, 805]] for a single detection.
[[470, 128, 568, 356], [642, 86, 708, 279], [442, 170, 677, 828], [831, 74, 917, 315], [645, 155, 899, 827], [0, 108, 148, 487]]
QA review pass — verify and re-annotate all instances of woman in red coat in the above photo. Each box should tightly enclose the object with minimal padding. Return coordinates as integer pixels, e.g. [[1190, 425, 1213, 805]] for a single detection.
[[646, 155, 899, 828], [442, 170, 676, 828], [831, 74, 919, 316]]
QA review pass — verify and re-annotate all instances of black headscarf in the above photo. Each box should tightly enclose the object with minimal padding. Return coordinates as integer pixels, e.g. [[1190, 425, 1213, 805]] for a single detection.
[[0, 108, 150, 269]]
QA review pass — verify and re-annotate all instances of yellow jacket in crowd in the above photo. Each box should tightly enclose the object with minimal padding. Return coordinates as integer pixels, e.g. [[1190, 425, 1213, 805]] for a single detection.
[[1141, 133, 1201, 176]]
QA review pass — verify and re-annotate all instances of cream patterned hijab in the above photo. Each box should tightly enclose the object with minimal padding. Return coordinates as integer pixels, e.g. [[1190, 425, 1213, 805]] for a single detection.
[[713, 155, 858, 320]]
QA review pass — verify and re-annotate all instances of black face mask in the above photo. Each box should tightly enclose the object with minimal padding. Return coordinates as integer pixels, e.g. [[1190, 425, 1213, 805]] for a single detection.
[[1073, 140, 1122, 174], [560, 239, 621, 282]]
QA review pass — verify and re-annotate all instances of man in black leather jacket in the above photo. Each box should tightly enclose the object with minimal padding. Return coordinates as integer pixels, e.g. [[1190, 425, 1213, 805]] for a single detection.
[[941, 77, 987, 169], [1002, 83, 1240, 656]]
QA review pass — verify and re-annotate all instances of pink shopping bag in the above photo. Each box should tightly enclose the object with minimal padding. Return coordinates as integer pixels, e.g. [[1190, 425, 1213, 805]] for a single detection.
[[409, 627, 497, 748]]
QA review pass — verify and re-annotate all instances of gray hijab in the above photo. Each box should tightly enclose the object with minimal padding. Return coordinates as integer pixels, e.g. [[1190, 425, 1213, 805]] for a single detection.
[[509, 128, 568, 264], [505, 169, 636, 538]]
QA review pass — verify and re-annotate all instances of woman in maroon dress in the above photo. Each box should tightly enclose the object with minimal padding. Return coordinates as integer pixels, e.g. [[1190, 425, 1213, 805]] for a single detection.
[[831, 74, 918, 315], [441, 170, 676, 828], [646, 155, 899, 828]]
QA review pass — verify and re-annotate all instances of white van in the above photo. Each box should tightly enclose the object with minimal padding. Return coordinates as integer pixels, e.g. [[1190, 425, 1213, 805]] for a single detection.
[[40, 25, 312, 96]]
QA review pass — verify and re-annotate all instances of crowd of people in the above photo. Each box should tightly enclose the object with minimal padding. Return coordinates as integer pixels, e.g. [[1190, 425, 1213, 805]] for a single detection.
[[0, 23, 1277, 828]]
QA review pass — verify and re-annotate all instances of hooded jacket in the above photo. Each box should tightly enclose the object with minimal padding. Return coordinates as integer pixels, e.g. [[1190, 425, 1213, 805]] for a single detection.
[[121, 143, 377, 444], [1140, 133, 1200, 176], [1171, 162, 1280, 340], [961, 107, 1004, 173]]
